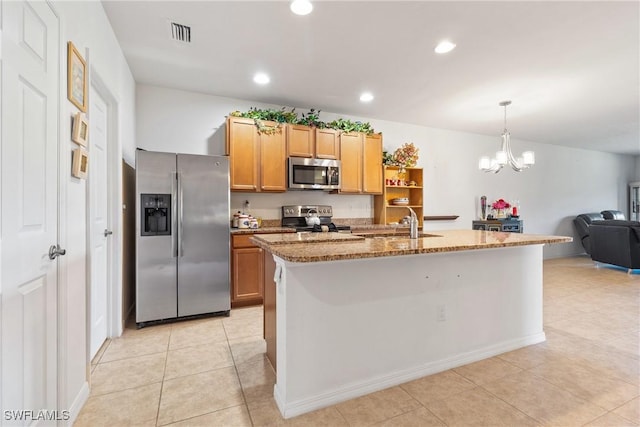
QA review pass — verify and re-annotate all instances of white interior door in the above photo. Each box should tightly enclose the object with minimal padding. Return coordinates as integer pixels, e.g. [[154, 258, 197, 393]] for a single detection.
[[1, 0, 60, 420], [89, 86, 110, 359]]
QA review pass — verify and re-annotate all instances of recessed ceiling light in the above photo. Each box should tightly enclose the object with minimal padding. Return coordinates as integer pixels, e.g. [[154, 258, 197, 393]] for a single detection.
[[253, 72, 270, 85], [434, 40, 456, 54], [290, 0, 313, 15], [360, 92, 374, 103]]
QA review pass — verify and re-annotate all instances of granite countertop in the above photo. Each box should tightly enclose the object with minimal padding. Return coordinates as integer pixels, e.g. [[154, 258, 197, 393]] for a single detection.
[[250, 229, 572, 263], [350, 224, 412, 232], [231, 227, 296, 235], [250, 232, 365, 245]]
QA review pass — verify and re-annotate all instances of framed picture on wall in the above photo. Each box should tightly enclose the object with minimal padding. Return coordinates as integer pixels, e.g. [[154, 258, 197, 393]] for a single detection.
[[67, 41, 87, 112], [72, 148, 89, 179], [71, 112, 89, 146]]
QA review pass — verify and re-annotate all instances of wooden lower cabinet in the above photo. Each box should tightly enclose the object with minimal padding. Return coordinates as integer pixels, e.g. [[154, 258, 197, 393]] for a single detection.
[[263, 250, 277, 370], [231, 234, 264, 307]]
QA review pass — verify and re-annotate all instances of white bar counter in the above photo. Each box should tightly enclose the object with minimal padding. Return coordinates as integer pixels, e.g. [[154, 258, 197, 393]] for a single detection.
[[252, 230, 571, 419]]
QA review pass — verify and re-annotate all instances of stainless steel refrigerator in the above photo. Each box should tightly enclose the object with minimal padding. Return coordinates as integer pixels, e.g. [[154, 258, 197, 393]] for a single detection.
[[135, 150, 230, 326]]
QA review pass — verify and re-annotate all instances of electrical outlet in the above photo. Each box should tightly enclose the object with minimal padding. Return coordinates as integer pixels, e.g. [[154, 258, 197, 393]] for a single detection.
[[437, 305, 447, 322]]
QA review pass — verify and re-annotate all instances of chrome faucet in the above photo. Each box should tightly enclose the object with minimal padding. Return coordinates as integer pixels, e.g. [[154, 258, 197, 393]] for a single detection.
[[406, 207, 418, 239]]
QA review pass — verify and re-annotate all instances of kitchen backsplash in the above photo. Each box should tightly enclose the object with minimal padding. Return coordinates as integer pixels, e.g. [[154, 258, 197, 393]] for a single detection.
[[230, 192, 373, 221]]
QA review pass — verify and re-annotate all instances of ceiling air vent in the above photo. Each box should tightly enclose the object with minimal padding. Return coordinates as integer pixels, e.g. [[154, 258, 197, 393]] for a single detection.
[[170, 22, 191, 43]]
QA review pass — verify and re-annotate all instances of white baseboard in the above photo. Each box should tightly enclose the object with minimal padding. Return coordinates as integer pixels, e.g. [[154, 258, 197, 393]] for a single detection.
[[67, 381, 89, 426], [275, 333, 545, 419]]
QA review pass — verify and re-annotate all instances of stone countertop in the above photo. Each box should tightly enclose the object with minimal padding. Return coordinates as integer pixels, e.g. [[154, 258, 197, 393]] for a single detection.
[[349, 224, 412, 232], [250, 232, 365, 245], [250, 229, 572, 263], [231, 227, 296, 235]]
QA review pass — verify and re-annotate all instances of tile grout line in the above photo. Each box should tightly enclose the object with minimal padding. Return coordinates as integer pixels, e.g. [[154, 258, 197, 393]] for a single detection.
[[480, 367, 609, 426], [604, 396, 640, 424], [222, 317, 256, 427], [474, 377, 548, 426], [154, 325, 172, 427]]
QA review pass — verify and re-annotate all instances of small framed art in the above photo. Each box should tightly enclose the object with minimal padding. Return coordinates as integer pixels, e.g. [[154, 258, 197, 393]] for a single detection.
[[72, 148, 89, 179], [67, 41, 87, 112], [72, 112, 89, 146]]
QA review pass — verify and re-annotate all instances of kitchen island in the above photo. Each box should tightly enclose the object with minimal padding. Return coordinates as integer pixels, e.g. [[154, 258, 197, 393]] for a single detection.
[[251, 230, 571, 419]]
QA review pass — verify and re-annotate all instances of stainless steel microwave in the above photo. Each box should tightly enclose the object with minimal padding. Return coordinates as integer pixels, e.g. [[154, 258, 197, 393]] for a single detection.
[[288, 157, 341, 190]]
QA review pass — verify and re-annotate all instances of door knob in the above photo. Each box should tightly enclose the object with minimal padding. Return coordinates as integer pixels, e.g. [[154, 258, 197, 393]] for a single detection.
[[48, 245, 67, 260], [104, 229, 113, 237]]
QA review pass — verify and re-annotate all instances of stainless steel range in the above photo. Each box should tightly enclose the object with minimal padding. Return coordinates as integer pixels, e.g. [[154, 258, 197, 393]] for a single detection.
[[281, 205, 351, 232]]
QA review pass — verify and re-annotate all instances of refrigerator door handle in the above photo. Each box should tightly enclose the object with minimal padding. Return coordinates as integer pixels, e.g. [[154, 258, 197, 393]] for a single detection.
[[178, 172, 184, 257], [171, 172, 178, 258]]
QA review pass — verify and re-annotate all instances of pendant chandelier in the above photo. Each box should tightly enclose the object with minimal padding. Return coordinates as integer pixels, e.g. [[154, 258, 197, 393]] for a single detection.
[[479, 100, 535, 173]]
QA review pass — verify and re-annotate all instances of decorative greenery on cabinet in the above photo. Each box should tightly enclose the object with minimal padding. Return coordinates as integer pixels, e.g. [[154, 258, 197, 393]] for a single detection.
[[229, 107, 378, 135], [326, 118, 375, 134], [229, 107, 297, 135]]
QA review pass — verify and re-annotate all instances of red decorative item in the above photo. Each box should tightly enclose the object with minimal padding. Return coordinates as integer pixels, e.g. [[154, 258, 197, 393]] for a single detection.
[[491, 198, 511, 210]]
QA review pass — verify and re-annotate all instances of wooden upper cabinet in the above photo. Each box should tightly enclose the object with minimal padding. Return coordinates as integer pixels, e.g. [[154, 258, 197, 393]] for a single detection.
[[260, 128, 287, 191], [315, 128, 340, 160], [228, 116, 379, 194], [287, 125, 339, 160], [339, 132, 363, 193], [287, 124, 314, 158], [227, 116, 286, 192], [228, 117, 258, 191], [363, 133, 383, 194]]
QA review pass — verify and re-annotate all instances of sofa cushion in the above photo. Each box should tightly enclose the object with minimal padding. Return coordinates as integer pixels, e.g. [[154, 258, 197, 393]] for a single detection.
[[590, 220, 640, 269], [578, 213, 606, 224], [601, 210, 626, 220], [592, 220, 640, 240]]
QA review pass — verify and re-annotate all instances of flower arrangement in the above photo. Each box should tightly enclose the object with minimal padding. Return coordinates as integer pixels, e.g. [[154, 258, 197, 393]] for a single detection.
[[491, 198, 511, 210], [491, 198, 511, 218], [392, 143, 419, 168]]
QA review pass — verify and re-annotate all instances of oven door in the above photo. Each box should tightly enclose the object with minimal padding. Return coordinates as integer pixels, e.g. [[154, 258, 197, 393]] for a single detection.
[[288, 157, 341, 190]]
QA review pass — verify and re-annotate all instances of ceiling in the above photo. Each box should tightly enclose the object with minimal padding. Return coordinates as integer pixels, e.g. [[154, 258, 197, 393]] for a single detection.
[[101, 1, 640, 155]]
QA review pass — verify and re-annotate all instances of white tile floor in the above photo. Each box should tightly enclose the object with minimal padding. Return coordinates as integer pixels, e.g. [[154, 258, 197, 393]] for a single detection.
[[76, 256, 639, 426]]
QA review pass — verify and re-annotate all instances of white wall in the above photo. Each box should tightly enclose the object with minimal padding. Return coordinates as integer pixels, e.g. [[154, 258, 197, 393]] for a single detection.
[[51, 1, 136, 421], [636, 155, 640, 180], [136, 84, 634, 258]]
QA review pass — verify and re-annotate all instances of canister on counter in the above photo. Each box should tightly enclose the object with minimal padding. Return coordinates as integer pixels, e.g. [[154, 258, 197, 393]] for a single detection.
[[238, 214, 250, 229]]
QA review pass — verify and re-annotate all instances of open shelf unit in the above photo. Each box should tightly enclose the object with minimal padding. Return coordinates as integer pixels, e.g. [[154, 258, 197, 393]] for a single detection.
[[373, 166, 423, 228]]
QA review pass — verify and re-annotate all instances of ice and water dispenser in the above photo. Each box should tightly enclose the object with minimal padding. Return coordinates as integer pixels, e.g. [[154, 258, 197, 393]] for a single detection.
[[140, 194, 171, 236]]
